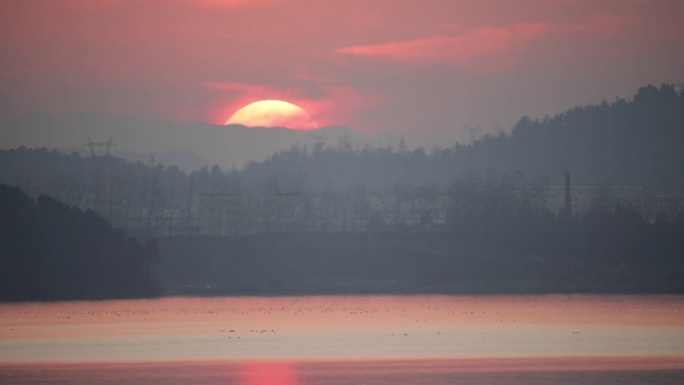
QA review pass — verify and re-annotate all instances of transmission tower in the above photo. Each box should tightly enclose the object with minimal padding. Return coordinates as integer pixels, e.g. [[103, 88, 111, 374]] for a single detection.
[[463, 125, 481, 145], [84, 137, 116, 157], [82, 137, 116, 217]]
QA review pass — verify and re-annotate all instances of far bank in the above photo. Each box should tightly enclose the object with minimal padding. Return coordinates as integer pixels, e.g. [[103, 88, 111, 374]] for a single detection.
[[158, 231, 684, 297]]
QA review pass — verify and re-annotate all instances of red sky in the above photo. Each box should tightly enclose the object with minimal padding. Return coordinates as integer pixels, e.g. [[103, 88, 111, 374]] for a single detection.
[[1, 0, 683, 145]]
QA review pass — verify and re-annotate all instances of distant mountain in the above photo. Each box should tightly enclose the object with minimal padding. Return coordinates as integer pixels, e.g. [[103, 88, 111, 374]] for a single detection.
[[228, 84, 684, 188], [1, 84, 681, 185], [494, 84, 684, 185], [0, 113, 371, 170]]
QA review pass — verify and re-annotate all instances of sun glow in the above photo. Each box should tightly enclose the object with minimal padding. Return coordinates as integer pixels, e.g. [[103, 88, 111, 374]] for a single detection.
[[225, 100, 318, 130]]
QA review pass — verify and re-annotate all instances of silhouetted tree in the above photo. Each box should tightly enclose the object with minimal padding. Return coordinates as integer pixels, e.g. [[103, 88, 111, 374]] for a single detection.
[[0, 184, 160, 301]]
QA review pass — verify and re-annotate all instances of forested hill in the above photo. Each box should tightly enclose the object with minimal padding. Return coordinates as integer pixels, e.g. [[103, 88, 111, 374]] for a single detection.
[[240, 84, 683, 188], [0, 84, 682, 192], [0, 184, 160, 301], [481, 83, 684, 186]]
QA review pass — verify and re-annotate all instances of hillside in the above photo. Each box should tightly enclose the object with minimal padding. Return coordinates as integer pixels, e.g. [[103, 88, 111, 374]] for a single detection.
[[240, 84, 684, 188], [0, 184, 160, 301]]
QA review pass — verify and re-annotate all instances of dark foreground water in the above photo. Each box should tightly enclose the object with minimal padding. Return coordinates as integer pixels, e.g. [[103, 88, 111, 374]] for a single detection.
[[2, 358, 683, 385], [1, 295, 683, 384]]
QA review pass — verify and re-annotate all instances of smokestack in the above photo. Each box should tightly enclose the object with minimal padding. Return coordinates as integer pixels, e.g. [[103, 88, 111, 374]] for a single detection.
[[564, 172, 571, 215]]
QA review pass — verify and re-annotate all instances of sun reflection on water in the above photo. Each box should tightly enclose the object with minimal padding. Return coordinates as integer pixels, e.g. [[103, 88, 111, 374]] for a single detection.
[[241, 361, 298, 385]]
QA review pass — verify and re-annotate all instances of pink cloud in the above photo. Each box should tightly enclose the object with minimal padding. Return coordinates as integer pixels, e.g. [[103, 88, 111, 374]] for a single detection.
[[193, 0, 274, 7], [2, 0, 681, 135], [572, 13, 641, 35], [310, 87, 387, 130], [334, 12, 649, 72], [336, 23, 558, 71]]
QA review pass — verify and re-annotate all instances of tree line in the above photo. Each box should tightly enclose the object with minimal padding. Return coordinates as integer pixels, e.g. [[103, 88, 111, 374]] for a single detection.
[[0, 184, 160, 301], [2, 84, 682, 192], [1, 83, 682, 296]]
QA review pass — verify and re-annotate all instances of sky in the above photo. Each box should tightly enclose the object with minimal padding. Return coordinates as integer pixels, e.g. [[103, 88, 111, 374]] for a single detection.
[[1, 0, 683, 146]]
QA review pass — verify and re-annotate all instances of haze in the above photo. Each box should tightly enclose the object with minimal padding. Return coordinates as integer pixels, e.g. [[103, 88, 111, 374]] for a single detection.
[[1, 0, 683, 165], [2, 2, 684, 383]]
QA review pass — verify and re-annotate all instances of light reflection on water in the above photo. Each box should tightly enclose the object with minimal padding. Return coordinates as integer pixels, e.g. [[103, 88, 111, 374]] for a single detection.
[[1, 358, 684, 385], [0, 295, 683, 383], [241, 362, 297, 385]]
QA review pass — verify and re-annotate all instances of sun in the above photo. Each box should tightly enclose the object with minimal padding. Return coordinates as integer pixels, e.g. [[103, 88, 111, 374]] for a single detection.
[[225, 100, 318, 130]]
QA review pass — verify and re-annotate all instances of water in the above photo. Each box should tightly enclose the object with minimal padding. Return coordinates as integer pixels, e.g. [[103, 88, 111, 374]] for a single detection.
[[1, 295, 683, 384], [2, 359, 684, 385]]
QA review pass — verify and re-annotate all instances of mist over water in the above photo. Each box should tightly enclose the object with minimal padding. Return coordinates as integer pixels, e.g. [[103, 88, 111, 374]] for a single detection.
[[1, 295, 683, 384]]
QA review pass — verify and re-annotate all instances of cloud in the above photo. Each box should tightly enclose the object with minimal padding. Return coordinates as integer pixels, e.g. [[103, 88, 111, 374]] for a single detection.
[[201, 82, 315, 101], [192, 0, 272, 5], [310, 87, 387, 130], [335, 23, 557, 71], [335, 12, 647, 71], [572, 13, 641, 35]]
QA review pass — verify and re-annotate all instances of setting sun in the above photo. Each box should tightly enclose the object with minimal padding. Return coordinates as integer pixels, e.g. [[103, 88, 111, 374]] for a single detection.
[[225, 100, 318, 130]]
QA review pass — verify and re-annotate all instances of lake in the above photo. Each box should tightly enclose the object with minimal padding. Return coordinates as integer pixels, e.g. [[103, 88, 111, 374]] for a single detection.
[[1, 295, 683, 384]]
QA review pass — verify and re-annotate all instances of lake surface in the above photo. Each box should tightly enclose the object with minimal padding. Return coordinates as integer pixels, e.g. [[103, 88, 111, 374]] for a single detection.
[[1, 295, 683, 384]]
